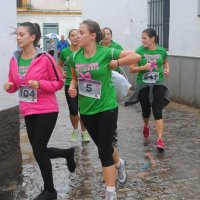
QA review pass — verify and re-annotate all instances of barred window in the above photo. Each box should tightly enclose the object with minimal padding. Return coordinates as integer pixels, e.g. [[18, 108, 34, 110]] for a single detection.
[[148, 0, 170, 49]]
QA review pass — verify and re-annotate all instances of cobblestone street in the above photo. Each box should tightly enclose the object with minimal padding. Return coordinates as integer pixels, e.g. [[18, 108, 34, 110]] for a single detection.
[[0, 90, 200, 200]]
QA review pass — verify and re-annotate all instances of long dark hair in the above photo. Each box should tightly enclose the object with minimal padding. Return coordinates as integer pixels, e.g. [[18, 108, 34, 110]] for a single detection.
[[81, 20, 102, 43], [142, 28, 159, 44], [19, 22, 41, 47]]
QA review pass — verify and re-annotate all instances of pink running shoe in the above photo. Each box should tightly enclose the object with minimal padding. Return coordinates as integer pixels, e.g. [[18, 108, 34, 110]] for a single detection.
[[157, 139, 165, 151], [143, 124, 150, 139]]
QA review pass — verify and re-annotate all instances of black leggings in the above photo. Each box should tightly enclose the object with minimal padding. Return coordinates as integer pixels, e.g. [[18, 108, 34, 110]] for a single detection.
[[80, 108, 118, 167], [138, 85, 166, 120], [65, 85, 79, 115], [25, 112, 70, 192]]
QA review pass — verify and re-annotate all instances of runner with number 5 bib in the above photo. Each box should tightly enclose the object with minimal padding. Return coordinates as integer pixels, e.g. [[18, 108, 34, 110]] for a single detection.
[[68, 19, 141, 200]]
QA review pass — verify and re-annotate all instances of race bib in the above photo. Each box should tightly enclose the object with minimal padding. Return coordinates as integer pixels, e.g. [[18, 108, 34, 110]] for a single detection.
[[19, 86, 37, 102], [142, 72, 159, 83], [78, 78, 101, 99]]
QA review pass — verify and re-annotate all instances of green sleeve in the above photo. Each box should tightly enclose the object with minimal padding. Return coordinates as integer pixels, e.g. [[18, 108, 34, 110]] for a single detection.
[[163, 49, 167, 60], [59, 50, 65, 61], [116, 44, 123, 50], [109, 48, 122, 60], [135, 46, 142, 54]]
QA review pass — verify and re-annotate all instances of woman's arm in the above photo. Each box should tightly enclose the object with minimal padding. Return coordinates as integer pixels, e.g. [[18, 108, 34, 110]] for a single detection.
[[68, 68, 78, 98], [109, 50, 141, 70], [57, 59, 66, 78], [129, 63, 151, 73], [38, 56, 64, 93], [163, 60, 170, 77], [4, 60, 19, 93]]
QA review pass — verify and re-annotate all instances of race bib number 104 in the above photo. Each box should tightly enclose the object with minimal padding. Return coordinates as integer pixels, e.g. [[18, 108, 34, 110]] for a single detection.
[[19, 86, 37, 103]]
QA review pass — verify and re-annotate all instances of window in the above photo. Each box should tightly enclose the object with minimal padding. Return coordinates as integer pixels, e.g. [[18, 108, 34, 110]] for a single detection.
[[148, 0, 170, 49], [17, 0, 22, 7], [17, 0, 31, 8]]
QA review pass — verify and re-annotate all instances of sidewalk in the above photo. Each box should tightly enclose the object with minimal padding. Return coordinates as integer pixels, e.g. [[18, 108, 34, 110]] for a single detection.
[[0, 90, 200, 200]]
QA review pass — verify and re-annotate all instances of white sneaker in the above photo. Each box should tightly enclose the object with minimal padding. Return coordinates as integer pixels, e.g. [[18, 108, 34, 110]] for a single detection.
[[117, 159, 127, 185], [81, 131, 90, 143], [70, 129, 78, 141], [104, 191, 117, 200]]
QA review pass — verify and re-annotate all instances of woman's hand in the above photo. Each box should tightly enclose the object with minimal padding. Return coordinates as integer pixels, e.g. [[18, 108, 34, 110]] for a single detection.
[[68, 86, 77, 98], [3, 82, 13, 91], [142, 63, 151, 71], [109, 60, 118, 69], [62, 71, 67, 79], [164, 67, 170, 77], [163, 60, 170, 77], [28, 80, 40, 89]]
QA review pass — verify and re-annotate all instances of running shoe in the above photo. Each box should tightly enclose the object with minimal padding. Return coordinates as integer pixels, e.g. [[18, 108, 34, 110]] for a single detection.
[[33, 190, 57, 200], [117, 159, 127, 185], [104, 191, 117, 200], [70, 129, 78, 141], [143, 124, 150, 139], [65, 147, 76, 173], [81, 131, 90, 143], [157, 139, 165, 151]]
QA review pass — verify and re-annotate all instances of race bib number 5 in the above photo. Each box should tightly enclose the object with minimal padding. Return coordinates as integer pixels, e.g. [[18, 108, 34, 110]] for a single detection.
[[19, 86, 37, 102], [78, 78, 101, 99]]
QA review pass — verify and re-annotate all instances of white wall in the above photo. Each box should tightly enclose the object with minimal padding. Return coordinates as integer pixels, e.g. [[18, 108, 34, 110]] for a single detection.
[[82, 0, 147, 50], [83, 0, 200, 58], [31, 0, 82, 11], [17, 14, 82, 48], [168, 0, 200, 57], [0, 0, 18, 110]]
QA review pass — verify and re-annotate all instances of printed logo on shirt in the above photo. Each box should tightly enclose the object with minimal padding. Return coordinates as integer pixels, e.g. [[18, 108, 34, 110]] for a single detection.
[[19, 65, 28, 75], [144, 54, 161, 72], [75, 63, 99, 72]]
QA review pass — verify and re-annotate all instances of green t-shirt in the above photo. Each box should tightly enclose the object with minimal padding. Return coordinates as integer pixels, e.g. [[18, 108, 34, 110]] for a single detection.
[[108, 40, 123, 50], [70, 45, 122, 115], [136, 45, 167, 84], [59, 47, 74, 85], [100, 40, 123, 73], [18, 57, 32, 75]]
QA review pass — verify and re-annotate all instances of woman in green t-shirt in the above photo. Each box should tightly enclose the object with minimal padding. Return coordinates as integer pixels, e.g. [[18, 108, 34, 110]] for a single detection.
[[68, 19, 140, 199], [126, 28, 170, 152], [58, 29, 90, 143]]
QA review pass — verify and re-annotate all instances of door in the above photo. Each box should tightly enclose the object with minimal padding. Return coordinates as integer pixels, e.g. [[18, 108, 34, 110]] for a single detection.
[[43, 23, 59, 59]]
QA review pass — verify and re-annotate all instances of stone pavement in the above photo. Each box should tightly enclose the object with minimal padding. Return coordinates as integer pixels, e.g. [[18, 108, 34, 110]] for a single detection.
[[0, 90, 200, 200]]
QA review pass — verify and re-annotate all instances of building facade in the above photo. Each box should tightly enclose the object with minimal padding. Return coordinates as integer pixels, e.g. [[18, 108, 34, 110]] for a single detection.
[[0, 0, 22, 187], [17, 0, 82, 59], [83, 0, 200, 108]]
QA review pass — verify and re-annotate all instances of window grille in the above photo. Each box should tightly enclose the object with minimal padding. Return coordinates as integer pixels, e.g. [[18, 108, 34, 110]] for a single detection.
[[148, 0, 170, 49]]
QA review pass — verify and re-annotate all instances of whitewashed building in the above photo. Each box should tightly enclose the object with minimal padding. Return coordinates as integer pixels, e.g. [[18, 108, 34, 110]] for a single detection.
[[83, 0, 200, 108], [17, 0, 82, 59], [0, 0, 22, 187]]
